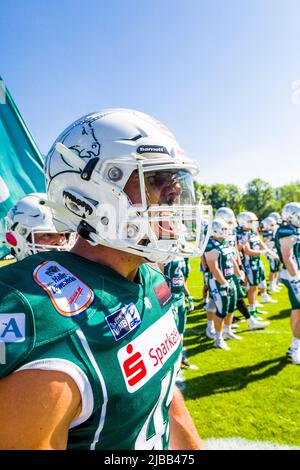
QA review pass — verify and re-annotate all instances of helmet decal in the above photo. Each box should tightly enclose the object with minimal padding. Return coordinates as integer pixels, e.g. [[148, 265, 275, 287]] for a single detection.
[[67, 121, 101, 159]]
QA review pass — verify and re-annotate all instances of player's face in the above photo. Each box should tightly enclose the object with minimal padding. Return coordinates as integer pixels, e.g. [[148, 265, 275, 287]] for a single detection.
[[124, 170, 182, 206], [124, 170, 191, 241], [34, 232, 69, 247]]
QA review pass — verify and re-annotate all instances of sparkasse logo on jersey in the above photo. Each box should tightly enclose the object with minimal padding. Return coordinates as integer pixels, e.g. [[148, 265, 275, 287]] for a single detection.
[[117, 308, 180, 393]]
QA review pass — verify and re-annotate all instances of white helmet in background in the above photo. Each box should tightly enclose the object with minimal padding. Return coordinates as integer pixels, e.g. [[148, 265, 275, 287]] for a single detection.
[[261, 216, 278, 232], [5, 193, 74, 260], [282, 202, 300, 228], [215, 207, 237, 233], [211, 218, 230, 239], [268, 211, 282, 225], [237, 211, 259, 230], [44, 108, 212, 263]]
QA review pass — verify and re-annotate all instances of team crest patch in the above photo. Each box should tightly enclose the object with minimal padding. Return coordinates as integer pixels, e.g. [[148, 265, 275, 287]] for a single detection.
[[154, 282, 172, 308], [33, 261, 94, 317], [106, 303, 141, 341]]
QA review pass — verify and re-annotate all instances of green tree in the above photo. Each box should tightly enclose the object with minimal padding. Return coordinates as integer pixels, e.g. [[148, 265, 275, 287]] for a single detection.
[[194, 181, 244, 214], [278, 181, 300, 208], [225, 184, 244, 214], [194, 182, 211, 204], [242, 178, 276, 219], [210, 184, 229, 209]]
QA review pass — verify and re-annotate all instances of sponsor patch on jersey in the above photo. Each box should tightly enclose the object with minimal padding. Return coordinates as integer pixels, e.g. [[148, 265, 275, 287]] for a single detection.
[[0, 314, 25, 343], [154, 281, 172, 308], [33, 261, 94, 317], [224, 268, 234, 277], [172, 277, 184, 287], [106, 303, 141, 341], [117, 308, 181, 393]]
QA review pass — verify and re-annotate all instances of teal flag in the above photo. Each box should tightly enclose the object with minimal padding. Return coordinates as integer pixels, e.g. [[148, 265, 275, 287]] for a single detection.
[[0, 77, 45, 258]]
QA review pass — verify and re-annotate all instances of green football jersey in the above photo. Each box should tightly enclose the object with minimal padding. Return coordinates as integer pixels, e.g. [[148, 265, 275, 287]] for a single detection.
[[275, 224, 300, 270], [205, 238, 235, 280], [0, 251, 182, 450], [164, 258, 186, 298], [242, 230, 261, 270]]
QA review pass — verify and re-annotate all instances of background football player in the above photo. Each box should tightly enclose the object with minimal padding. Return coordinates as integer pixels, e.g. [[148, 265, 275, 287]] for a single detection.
[[275, 202, 300, 365], [260, 215, 281, 293], [215, 207, 269, 330], [204, 218, 242, 350], [4, 192, 74, 260]]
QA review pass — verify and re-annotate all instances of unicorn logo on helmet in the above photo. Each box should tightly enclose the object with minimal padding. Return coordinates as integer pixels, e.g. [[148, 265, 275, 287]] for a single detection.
[[63, 121, 101, 159]]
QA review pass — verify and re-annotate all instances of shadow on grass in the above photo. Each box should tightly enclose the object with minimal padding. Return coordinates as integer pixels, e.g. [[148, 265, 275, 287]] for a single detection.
[[267, 308, 291, 321], [182, 332, 216, 356], [184, 356, 287, 399]]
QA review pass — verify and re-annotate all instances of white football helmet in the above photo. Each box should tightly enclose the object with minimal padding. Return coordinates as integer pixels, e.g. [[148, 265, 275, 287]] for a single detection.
[[44, 108, 212, 263], [5, 193, 74, 260], [237, 211, 259, 230], [282, 202, 300, 228], [211, 219, 230, 240], [261, 216, 278, 232], [215, 207, 237, 231], [268, 211, 282, 225]]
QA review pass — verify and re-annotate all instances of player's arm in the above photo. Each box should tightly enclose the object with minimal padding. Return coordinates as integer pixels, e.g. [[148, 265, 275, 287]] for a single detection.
[[169, 385, 204, 450], [183, 279, 191, 297], [243, 241, 265, 257], [259, 239, 279, 260], [205, 250, 227, 286], [232, 255, 243, 278], [234, 239, 242, 266], [280, 236, 299, 278], [200, 255, 207, 271], [0, 369, 81, 450]]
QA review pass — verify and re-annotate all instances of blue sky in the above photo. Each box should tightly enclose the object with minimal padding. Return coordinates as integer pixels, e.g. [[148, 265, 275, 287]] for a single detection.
[[1, 0, 300, 189]]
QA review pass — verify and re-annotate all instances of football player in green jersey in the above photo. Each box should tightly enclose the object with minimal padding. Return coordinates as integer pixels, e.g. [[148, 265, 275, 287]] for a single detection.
[[4, 192, 74, 260], [164, 257, 197, 370], [237, 212, 277, 318], [204, 219, 242, 350], [0, 109, 211, 450], [215, 207, 269, 331], [275, 203, 300, 365], [261, 216, 281, 293]]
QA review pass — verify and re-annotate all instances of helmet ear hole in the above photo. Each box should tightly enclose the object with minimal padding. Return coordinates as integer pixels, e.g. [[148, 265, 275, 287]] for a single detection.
[[62, 189, 97, 219]]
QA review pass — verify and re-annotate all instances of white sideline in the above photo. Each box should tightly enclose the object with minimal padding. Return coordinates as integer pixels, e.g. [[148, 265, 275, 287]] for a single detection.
[[205, 437, 300, 450]]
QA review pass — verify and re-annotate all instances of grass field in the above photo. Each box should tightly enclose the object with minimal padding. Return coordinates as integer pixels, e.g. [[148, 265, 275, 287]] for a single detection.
[[184, 256, 300, 448]]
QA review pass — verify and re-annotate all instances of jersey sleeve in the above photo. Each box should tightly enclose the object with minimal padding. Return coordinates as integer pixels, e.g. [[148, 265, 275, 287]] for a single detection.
[[278, 226, 296, 239], [0, 281, 35, 377], [204, 240, 215, 253]]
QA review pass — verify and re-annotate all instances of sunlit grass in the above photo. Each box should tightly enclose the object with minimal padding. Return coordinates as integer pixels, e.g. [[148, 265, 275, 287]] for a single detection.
[[184, 256, 300, 446]]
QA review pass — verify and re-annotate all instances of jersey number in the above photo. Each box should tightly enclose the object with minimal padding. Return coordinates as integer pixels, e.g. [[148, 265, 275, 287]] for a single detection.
[[134, 355, 181, 450]]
